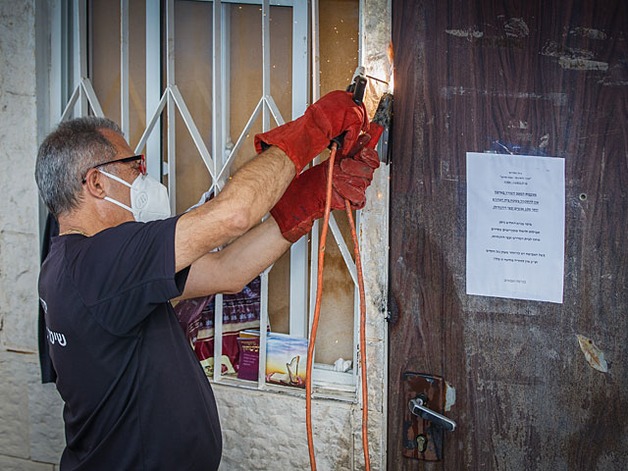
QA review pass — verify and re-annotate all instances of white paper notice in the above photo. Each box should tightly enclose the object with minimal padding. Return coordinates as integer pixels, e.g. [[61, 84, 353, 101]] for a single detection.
[[466, 153, 565, 303]]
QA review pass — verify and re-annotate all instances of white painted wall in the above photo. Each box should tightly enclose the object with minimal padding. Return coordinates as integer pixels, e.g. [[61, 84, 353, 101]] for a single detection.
[[0, 1, 391, 469]]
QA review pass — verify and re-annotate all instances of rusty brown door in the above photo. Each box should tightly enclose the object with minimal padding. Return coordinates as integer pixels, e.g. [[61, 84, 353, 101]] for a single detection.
[[387, 1, 628, 469]]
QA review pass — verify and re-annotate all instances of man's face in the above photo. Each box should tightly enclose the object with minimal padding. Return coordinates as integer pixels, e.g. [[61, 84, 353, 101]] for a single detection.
[[96, 128, 143, 217]]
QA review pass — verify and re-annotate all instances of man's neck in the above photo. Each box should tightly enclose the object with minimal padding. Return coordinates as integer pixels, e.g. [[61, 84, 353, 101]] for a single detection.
[[58, 208, 128, 237], [58, 217, 98, 237]]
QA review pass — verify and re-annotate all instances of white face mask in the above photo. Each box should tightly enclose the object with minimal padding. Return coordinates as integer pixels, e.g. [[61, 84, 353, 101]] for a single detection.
[[100, 170, 171, 222]]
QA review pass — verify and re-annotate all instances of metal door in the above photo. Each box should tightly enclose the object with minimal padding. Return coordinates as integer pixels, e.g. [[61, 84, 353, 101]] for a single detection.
[[388, 1, 628, 469]]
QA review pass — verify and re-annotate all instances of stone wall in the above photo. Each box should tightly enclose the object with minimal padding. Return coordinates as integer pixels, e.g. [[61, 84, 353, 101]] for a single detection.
[[0, 0, 65, 469]]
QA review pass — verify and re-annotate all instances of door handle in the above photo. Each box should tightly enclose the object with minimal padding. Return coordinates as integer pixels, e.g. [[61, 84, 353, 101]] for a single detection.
[[409, 395, 457, 432], [402, 372, 456, 461]]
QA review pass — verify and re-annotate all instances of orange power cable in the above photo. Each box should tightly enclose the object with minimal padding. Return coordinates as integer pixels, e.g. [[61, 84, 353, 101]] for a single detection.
[[305, 142, 371, 471], [344, 199, 371, 471]]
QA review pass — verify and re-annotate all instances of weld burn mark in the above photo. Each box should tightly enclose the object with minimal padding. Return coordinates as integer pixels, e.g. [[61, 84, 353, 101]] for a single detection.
[[445, 28, 484, 42], [440, 86, 567, 106], [570, 27, 608, 40], [540, 40, 609, 71], [504, 18, 529, 38], [559, 57, 609, 71]]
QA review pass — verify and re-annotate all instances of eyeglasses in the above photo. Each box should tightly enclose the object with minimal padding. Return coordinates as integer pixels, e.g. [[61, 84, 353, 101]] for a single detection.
[[82, 154, 146, 183]]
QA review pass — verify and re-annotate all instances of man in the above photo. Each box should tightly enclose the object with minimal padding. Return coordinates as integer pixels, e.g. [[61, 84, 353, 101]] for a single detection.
[[35, 91, 379, 470]]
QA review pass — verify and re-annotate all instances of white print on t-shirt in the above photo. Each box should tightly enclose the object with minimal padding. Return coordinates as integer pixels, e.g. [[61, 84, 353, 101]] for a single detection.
[[47, 326, 67, 347], [41, 298, 67, 347]]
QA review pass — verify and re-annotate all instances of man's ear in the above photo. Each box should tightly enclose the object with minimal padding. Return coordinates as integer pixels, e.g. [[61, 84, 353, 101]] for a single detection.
[[83, 169, 107, 199]]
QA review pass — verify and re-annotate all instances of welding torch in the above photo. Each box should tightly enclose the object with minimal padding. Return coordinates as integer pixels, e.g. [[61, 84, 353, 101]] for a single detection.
[[346, 67, 393, 162]]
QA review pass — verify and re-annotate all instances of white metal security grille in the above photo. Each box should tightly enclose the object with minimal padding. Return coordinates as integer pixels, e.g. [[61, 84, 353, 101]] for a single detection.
[[50, 0, 361, 393]]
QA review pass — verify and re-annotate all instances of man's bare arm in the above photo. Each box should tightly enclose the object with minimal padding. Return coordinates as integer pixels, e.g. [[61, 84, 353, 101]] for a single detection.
[[174, 146, 295, 273], [173, 91, 368, 273], [177, 216, 291, 300], [175, 140, 380, 299]]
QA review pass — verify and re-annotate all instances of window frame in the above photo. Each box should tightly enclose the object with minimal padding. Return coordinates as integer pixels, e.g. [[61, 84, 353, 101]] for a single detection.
[[49, 0, 364, 396]]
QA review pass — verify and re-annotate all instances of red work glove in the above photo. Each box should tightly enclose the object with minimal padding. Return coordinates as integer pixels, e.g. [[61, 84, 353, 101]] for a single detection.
[[270, 145, 380, 243], [254, 91, 369, 173]]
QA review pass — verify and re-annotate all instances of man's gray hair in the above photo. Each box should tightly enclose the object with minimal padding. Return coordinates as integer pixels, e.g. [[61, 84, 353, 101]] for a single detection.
[[35, 116, 123, 217]]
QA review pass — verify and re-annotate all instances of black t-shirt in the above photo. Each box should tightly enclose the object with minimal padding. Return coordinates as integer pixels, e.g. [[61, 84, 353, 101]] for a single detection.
[[38, 217, 222, 471]]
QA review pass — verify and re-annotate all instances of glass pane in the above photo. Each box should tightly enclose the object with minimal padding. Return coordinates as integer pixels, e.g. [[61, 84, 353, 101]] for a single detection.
[[313, 0, 360, 366], [227, 4, 293, 172], [224, 4, 294, 335], [90, 0, 121, 121], [174, 0, 213, 213], [128, 0, 147, 146], [90, 0, 147, 147], [266, 5, 294, 336]]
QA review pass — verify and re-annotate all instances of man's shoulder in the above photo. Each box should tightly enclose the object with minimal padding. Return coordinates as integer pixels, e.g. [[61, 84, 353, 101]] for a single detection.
[[95, 217, 179, 241]]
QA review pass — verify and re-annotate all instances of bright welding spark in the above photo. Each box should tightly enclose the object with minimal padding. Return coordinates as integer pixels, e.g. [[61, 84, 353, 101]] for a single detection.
[[387, 41, 395, 93]]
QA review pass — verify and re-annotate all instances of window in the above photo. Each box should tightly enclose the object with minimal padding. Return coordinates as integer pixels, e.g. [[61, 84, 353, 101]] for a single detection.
[[50, 0, 362, 395]]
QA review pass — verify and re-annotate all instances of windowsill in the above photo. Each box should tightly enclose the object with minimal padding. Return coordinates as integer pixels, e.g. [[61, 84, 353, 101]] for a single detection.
[[209, 365, 357, 403]]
